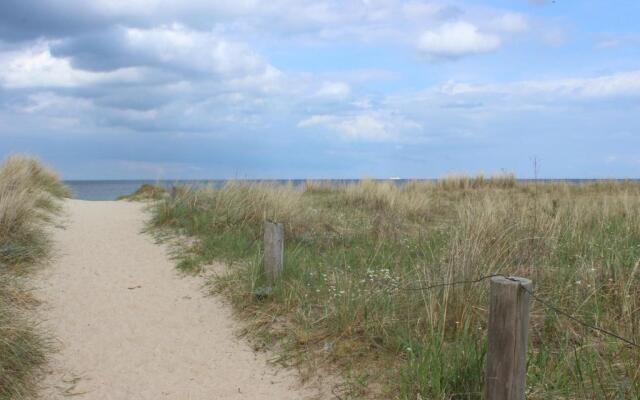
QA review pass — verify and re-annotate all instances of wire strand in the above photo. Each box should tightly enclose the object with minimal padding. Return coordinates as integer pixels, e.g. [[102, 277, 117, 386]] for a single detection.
[[399, 273, 640, 349], [399, 274, 505, 291], [512, 280, 640, 349]]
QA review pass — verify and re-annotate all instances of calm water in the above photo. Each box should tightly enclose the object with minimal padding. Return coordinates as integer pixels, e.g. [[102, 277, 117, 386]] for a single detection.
[[65, 180, 219, 201], [65, 179, 361, 200], [64, 179, 638, 201]]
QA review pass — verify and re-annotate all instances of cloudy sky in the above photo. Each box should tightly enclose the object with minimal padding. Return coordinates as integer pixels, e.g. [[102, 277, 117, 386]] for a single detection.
[[1, 0, 639, 179]]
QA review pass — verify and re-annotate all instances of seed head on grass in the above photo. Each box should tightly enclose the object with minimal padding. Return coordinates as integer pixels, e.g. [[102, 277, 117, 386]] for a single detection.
[[149, 176, 640, 399]]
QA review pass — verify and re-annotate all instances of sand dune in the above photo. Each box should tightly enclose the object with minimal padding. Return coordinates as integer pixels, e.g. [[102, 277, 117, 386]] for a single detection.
[[36, 199, 322, 399]]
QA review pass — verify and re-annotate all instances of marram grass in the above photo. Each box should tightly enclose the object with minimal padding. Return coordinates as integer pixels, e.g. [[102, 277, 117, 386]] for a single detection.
[[0, 155, 68, 399], [148, 177, 640, 399]]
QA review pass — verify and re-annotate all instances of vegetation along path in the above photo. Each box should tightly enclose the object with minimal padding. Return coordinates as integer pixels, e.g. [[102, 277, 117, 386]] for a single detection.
[[36, 199, 321, 399]]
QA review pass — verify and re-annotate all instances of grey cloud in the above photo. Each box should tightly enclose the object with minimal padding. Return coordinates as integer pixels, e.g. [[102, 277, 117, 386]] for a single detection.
[[0, 0, 118, 41], [0, 0, 462, 45], [48, 25, 276, 90], [0, 0, 239, 42], [50, 28, 144, 72], [2, 0, 589, 179], [0, 0, 260, 43], [78, 86, 181, 112]]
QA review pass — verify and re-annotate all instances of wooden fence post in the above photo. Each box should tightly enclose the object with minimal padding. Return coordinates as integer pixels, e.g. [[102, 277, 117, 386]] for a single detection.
[[263, 221, 284, 283], [485, 276, 533, 400]]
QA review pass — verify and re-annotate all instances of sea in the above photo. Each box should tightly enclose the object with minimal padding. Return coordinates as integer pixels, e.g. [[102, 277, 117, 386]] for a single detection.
[[64, 179, 636, 201], [65, 179, 360, 201]]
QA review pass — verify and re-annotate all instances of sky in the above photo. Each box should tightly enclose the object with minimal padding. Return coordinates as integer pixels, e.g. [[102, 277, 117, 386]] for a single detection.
[[0, 0, 639, 179]]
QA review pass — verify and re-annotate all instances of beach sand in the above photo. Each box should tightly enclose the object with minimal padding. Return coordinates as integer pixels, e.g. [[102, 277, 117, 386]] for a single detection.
[[36, 199, 323, 399]]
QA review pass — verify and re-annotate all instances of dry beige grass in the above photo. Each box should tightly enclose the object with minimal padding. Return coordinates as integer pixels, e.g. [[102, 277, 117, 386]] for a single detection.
[[150, 178, 640, 399], [0, 154, 68, 399]]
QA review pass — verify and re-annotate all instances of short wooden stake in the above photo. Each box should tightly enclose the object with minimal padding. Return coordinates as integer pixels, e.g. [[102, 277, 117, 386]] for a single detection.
[[263, 221, 284, 283], [485, 276, 532, 400]]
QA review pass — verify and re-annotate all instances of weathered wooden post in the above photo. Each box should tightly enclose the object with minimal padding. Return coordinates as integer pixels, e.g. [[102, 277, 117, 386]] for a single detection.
[[485, 276, 533, 400], [263, 221, 284, 283]]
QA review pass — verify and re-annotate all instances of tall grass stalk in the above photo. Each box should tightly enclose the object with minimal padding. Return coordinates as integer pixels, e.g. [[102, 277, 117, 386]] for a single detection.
[[149, 177, 640, 399], [0, 155, 68, 399]]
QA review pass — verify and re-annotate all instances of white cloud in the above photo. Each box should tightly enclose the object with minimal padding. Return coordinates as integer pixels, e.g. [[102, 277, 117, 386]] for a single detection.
[[298, 113, 421, 141], [122, 25, 273, 78], [299, 114, 390, 140], [314, 81, 351, 99], [493, 13, 528, 33], [0, 0, 576, 150], [417, 21, 501, 60], [437, 70, 640, 100], [225, 65, 284, 94], [19, 92, 92, 114], [0, 25, 285, 97], [0, 43, 113, 88]]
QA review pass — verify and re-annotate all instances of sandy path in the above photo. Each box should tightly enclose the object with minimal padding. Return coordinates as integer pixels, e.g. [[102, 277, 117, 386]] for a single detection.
[[36, 199, 322, 399]]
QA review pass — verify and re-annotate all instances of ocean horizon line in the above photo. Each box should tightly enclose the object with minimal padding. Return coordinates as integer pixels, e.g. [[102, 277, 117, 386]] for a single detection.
[[64, 178, 640, 201], [63, 177, 639, 182]]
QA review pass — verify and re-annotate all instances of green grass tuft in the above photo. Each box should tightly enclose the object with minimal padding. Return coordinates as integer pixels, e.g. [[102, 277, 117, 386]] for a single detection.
[[117, 183, 167, 201], [146, 178, 640, 399], [0, 154, 67, 399]]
